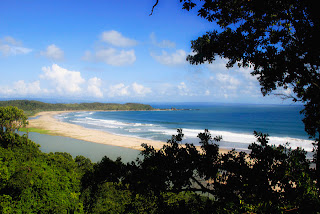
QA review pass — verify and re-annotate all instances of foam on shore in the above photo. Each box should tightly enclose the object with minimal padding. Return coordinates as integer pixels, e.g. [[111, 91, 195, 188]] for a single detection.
[[55, 111, 315, 152]]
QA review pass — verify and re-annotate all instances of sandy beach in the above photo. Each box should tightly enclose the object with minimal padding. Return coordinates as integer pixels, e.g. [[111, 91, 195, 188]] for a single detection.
[[28, 111, 230, 153], [28, 111, 169, 151]]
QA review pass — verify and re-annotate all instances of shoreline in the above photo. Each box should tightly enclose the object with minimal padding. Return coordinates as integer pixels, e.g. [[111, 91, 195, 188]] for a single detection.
[[28, 111, 165, 151], [27, 110, 230, 153]]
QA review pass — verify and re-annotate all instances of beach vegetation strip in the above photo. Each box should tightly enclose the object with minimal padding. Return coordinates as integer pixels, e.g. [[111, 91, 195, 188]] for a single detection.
[[19, 127, 51, 135]]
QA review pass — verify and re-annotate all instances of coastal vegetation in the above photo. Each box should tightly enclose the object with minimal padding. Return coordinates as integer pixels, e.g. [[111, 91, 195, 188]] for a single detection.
[[0, 100, 154, 116], [1, 106, 319, 213], [19, 127, 51, 135], [153, 0, 320, 192], [1, 0, 319, 212]]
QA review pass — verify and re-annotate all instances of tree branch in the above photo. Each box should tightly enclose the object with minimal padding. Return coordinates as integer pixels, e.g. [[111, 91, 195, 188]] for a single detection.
[[150, 0, 159, 16], [190, 176, 215, 195], [273, 93, 300, 102]]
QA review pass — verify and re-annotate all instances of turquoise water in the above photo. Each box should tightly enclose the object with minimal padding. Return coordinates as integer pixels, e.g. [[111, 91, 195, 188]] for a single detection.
[[27, 132, 140, 163], [56, 103, 315, 152]]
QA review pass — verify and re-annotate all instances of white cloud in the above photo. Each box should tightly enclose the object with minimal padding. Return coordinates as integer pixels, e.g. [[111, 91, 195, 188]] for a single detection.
[[40, 44, 64, 60], [0, 80, 42, 96], [206, 57, 229, 73], [132, 82, 152, 96], [150, 32, 176, 48], [204, 57, 263, 99], [0, 64, 107, 99], [154, 83, 175, 96], [151, 49, 187, 66], [84, 48, 136, 66], [108, 82, 151, 97], [83, 31, 137, 66], [13, 80, 41, 95], [95, 48, 136, 66], [3, 46, 32, 55], [108, 83, 130, 97], [178, 82, 189, 96], [87, 77, 103, 98], [0, 36, 32, 56], [207, 57, 257, 84], [216, 73, 240, 90], [101, 30, 137, 47], [41, 64, 85, 95], [2, 36, 21, 46]]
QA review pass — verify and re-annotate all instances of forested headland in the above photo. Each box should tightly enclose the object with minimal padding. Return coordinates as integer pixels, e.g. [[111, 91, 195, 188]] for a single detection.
[[0, 100, 154, 116]]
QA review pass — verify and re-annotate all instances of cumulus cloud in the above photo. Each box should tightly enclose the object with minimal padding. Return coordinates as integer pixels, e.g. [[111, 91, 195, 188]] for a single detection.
[[108, 83, 130, 97], [204, 57, 263, 98], [40, 44, 64, 60], [150, 32, 176, 48], [132, 82, 152, 96], [95, 48, 136, 66], [151, 49, 187, 66], [87, 77, 103, 98], [207, 57, 256, 80], [41, 64, 85, 95], [237, 66, 256, 81], [0, 80, 43, 96], [83, 48, 136, 66], [205, 73, 242, 99], [83, 31, 137, 66], [216, 73, 240, 90], [0, 36, 32, 56], [0, 64, 107, 99], [178, 82, 189, 96], [13, 80, 42, 95], [206, 57, 229, 73], [108, 82, 151, 97], [101, 30, 137, 47]]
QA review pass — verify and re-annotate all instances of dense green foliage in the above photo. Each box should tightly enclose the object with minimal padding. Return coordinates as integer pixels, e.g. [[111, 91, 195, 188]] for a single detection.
[[126, 129, 320, 213], [0, 100, 154, 116], [0, 106, 28, 136], [0, 133, 210, 213], [1, 106, 319, 213], [174, 0, 320, 184], [0, 106, 213, 213], [0, 133, 84, 213]]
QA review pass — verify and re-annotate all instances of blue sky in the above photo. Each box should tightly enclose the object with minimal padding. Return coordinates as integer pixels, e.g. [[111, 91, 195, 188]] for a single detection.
[[0, 0, 292, 104]]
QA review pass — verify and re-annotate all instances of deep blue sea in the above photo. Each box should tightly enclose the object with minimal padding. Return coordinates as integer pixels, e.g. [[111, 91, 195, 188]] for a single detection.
[[56, 103, 315, 152]]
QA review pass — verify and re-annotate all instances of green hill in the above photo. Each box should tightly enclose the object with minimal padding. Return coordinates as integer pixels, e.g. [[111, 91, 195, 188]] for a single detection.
[[0, 100, 154, 116]]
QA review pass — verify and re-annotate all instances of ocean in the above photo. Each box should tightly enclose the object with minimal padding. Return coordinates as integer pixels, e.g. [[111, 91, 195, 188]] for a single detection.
[[55, 103, 315, 153]]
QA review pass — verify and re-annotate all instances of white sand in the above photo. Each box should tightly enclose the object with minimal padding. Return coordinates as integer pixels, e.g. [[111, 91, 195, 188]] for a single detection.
[[28, 111, 229, 153]]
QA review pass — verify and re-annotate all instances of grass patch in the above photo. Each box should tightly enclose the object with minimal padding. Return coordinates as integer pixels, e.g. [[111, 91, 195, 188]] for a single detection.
[[19, 127, 51, 135]]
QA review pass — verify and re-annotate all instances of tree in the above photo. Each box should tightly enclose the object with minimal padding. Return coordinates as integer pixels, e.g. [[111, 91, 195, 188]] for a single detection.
[[0, 135, 84, 213], [0, 106, 29, 148], [131, 129, 319, 213], [151, 0, 320, 184], [0, 106, 28, 135]]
